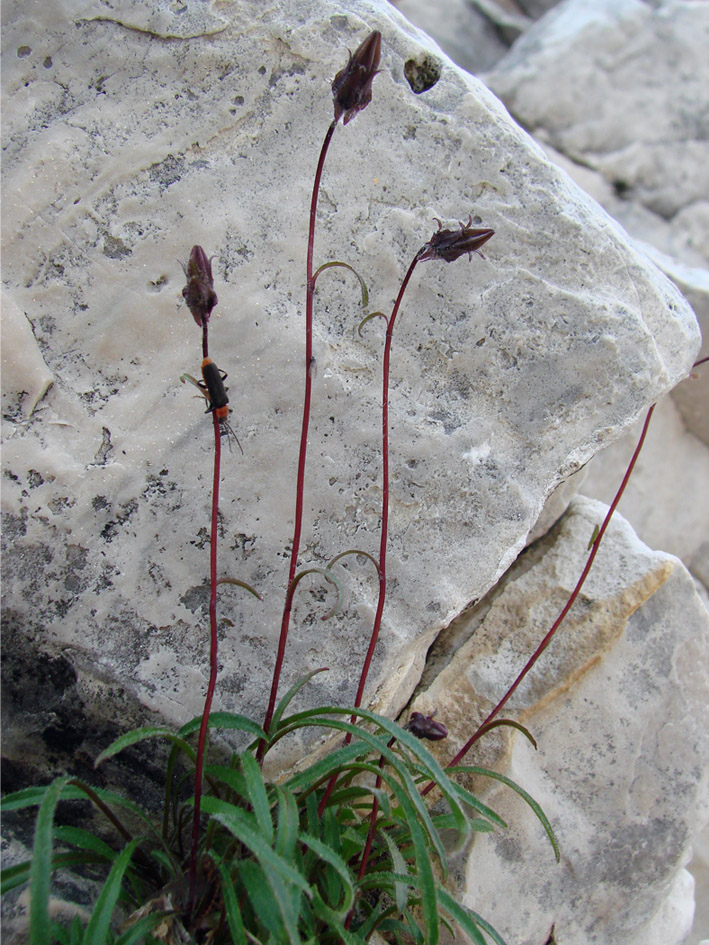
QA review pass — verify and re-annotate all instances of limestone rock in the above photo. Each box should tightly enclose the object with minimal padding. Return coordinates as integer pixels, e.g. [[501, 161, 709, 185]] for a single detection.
[[581, 395, 709, 593], [407, 496, 709, 945], [537, 142, 709, 447], [0, 0, 700, 774], [392, 0, 514, 74], [484, 0, 709, 221], [0, 291, 53, 420]]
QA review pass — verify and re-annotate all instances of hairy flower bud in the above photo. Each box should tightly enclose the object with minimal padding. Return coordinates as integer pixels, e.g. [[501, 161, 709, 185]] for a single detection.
[[181, 245, 218, 327], [332, 30, 382, 126], [418, 217, 494, 263], [406, 711, 448, 741]]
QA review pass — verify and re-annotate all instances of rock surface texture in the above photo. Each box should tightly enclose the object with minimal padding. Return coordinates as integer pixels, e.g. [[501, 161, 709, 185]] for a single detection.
[[2, 0, 697, 750], [409, 497, 709, 945], [1, 0, 707, 942], [482, 0, 709, 451]]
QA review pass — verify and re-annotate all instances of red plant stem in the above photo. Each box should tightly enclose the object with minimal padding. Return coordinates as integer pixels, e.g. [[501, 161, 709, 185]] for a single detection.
[[319, 254, 423, 821], [353, 253, 422, 712], [260, 120, 338, 755], [188, 410, 222, 908], [421, 402, 657, 795], [344, 743, 391, 932]]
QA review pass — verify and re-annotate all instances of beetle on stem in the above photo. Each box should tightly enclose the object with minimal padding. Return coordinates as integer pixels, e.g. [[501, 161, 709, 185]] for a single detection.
[[181, 357, 243, 453]]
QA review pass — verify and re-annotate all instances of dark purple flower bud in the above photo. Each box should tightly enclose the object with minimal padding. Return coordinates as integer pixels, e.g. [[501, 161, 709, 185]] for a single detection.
[[181, 245, 218, 327], [332, 30, 382, 126], [418, 216, 494, 263], [406, 711, 448, 741]]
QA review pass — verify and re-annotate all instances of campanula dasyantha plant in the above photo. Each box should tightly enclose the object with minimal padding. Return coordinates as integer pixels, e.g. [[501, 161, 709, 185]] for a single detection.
[[5, 29, 631, 945]]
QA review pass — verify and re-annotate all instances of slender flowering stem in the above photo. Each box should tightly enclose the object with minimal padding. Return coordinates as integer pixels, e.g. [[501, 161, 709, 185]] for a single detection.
[[318, 253, 423, 819], [260, 120, 338, 755], [353, 253, 423, 712], [188, 409, 222, 907], [202, 321, 209, 361], [421, 402, 657, 795]]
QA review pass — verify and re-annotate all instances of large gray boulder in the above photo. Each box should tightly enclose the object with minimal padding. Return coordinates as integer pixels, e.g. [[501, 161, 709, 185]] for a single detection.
[[1, 0, 699, 772]]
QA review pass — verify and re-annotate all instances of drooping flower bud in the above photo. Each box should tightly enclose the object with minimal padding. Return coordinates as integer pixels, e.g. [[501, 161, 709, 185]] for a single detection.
[[181, 245, 218, 327], [406, 711, 448, 741], [332, 30, 382, 126], [418, 217, 494, 263]]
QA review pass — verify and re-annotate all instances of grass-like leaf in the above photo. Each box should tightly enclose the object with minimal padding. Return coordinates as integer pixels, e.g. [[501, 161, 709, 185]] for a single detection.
[[216, 576, 263, 600], [450, 764, 560, 862], [216, 861, 248, 945], [53, 826, 117, 863], [29, 775, 72, 945], [82, 837, 142, 945], [357, 310, 388, 337], [269, 668, 329, 736], [298, 830, 355, 917], [327, 549, 381, 579], [435, 776, 507, 829], [199, 797, 312, 898], [277, 707, 470, 845], [177, 711, 266, 740], [94, 727, 196, 767], [240, 751, 274, 844], [287, 568, 342, 622], [437, 885, 508, 945], [113, 909, 173, 945], [312, 261, 369, 307], [274, 785, 299, 863], [240, 858, 300, 945], [381, 830, 411, 914], [473, 718, 538, 749]]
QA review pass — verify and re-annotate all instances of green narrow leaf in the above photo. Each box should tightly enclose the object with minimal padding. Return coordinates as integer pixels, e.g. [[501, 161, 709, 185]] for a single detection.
[[274, 785, 299, 862], [473, 718, 537, 748], [177, 711, 266, 741], [269, 668, 329, 735], [450, 765, 560, 862], [380, 831, 410, 914], [199, 797, 312, 897], [384, 779, 438, 945], [312, 260, 369, 307], [310, 891, 366, 945], [1, 860, 31, 896], [94, 727, 195, 766], [239, 858, 299, 945], [357, 310, 388, 337], [216, 862, 247, 945], [240, 751, 273, 844], [276, 706, 470, 839], [29, 775, 73, 945], [283, 739, 370, 794], [82, 837, 142, 945], [298, 830, 355, 917], [442, 779, 507, 829], [216, 576, 262, 600], [437, 886, 508, 945], [204, 764, 247, 798], [2, 785, 54, 813], [53, 826, 117, 863], [112, 910, 173, 945], [402, 906, 426, 945]]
